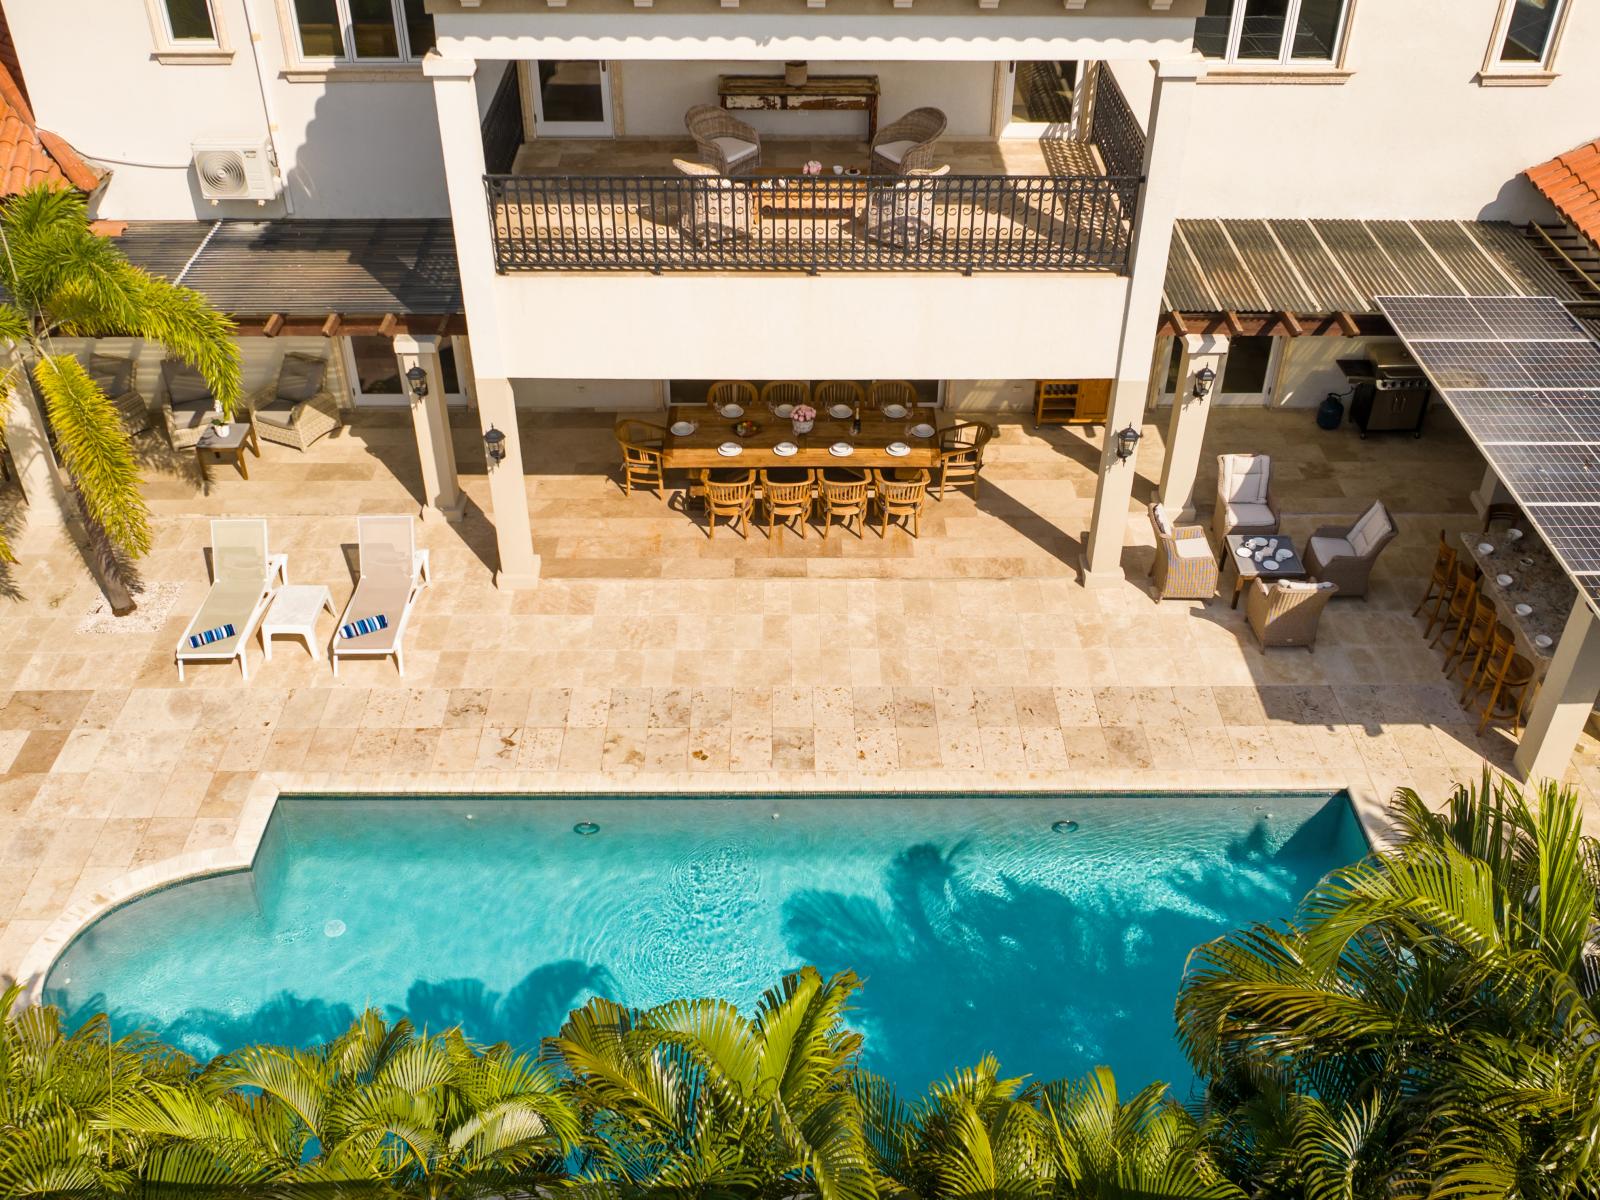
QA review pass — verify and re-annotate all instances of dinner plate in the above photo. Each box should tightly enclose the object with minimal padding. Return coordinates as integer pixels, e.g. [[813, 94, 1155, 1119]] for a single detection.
[[909, 423, 935, 438], [670, 420, 696, 436], [1235, 546, 1253, 558], [773, 441, 798, 457], [828, 404, 853, 419], [829, 443, 854, 457], [717, 442, 742, 457], [1515, 603, 1533, 617], [1246, 537, 1267, 549], [882, 404, 909, 419], [773, 404, 794, 419], [719, 404, 744, 419], [886, 441, 910, 457], [1496, 573, 1514, 587]]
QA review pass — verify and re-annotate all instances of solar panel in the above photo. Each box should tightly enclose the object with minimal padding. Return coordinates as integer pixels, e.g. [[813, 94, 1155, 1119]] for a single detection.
[[1468, 295, 1589, 341], [1507, 341, 1600, 389], [1446, 389, 1574, 443], [1481, 444, 1600, 503], [1375, 296, 1493, 340], [1547, 391, 1600, 442], [1583, 577, 1600, 608], [1519, 505, 1600, 573], [1407, 341, 1537, 390]]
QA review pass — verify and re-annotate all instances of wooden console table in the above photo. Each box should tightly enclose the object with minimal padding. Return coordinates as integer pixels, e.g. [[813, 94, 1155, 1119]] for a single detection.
[[717, 74, 881, 140]]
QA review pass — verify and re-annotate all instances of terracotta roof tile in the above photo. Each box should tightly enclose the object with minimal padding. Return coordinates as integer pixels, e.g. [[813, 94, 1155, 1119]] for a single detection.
[[1525, 138, 1600, 247]]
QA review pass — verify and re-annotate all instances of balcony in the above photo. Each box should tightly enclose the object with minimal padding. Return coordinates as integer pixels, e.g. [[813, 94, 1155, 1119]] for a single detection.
[[483, 64, 1145, 276]]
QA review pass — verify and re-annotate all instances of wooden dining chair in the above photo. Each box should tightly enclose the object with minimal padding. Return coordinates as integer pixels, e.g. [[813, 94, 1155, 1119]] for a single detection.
[[1414, 530, 1457, 623], [1429, 561, 1479, 651], [760, 468, 815, 539], [700, 468, 755, 538], [873, 468, 928, 538], [614, 419, 667, 501], [761, 381, 811, 414], [1473, 624, 1536, 734], [935, 421, 995, 500], [1448, 592, 1497, 693], [813, 381, 863, 414], [868, 380, 917, 414], [708, 380, 758, 414], [819, 468, 869, 540]]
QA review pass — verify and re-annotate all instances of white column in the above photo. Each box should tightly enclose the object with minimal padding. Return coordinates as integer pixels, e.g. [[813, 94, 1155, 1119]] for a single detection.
[[1083, 58, 1203, 587], [1514, 595, 1600, 783], [1470, 463, 1513, 519], [4, 359, 69, 527], [427, 54, 539, 587], [1157, 333, 1228, 520], [393, 333, 465, 524]]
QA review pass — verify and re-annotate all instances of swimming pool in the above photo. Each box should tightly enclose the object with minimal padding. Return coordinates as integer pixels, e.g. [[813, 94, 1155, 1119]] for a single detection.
[[45, 792, 1367, 1095]]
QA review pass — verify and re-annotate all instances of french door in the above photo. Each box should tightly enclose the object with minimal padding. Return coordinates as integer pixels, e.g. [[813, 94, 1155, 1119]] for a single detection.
[[1000, 62, 1080, 137], [530, 60, 613, 137]]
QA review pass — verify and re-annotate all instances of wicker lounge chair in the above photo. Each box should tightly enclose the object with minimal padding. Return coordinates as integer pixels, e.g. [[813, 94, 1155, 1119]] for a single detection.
[[684, 105, 761, 175], [1149, 503, 1218, 601], [174, 518, 287, 682], [247, 352, 342, 452], [860, 166, 949, 250], [673, 159, 753, 245], [1246, 578, 1337, 651], [1211, 453, 1280, 548], [1305, 500, 1397, 600], [332, 516, 431, 677], [160, 360, 219, 451], [870, 107, 947, 175], [86, 354, 151, 436]]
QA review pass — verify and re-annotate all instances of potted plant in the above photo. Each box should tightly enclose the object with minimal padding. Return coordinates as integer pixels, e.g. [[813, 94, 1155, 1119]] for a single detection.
[[210, 411, 231, 438], [790, 404, 816, 434]]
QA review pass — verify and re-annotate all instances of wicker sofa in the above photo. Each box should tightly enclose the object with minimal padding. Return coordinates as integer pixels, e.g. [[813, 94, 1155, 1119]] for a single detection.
[[1305, 500, 1397, 599], [684, 105, 762, 176], [870, 107, 947, 175], [247, 353, 342, 452], [1149, 503, 1219, 601], [1247, 578, 1338, 651]]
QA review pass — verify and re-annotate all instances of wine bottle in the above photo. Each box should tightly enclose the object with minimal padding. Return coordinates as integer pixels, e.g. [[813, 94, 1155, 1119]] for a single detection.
[[851, 402, 861, 436]]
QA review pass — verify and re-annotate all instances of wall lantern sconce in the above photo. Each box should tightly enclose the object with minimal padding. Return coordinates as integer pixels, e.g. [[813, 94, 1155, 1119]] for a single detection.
[[405, 364, 428, 398], [1115, 425, 1142, 462], [483, 426, 507, 465], [1192, 364, 1216, 399]]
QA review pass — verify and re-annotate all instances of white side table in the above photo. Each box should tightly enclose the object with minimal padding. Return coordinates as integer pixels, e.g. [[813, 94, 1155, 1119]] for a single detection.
[[261, 584, 336, 662]]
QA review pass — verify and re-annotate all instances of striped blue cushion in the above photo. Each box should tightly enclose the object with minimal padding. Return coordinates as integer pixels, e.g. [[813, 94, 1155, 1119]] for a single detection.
[[339, 613, 389, 640], [187, 623, 235, 649]]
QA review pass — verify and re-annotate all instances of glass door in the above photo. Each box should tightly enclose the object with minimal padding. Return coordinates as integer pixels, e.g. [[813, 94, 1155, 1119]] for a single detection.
[[1001, 62, 1079, 137], [530, 60, 613, 137]]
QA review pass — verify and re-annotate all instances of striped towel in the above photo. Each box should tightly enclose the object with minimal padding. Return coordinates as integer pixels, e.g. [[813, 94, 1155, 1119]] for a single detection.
[[339, 613, 389, 640], [187, 623, 235, 649]]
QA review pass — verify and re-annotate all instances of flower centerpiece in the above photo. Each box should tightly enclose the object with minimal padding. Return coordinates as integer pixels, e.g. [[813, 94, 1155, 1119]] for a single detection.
[[803, 160, 823, 176], [790, 404, 816, 434]]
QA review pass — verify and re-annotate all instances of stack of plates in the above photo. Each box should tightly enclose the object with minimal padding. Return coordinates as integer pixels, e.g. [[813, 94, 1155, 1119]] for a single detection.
[[670, 420, 696, 436], [773, 404, 794, 418], [828, 404, 853, 419], [717, 442, 742, 457], [774, 442, 798, 457], [882, 404, 909, 419], [720, 404, 744, 419], [909, 423, 935, 439], [829, 443, 854, 457], [886, 442, 910, 457]]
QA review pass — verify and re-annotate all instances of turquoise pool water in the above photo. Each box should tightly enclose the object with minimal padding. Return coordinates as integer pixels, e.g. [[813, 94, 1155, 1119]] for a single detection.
[[45, 792, 1366, 1095]]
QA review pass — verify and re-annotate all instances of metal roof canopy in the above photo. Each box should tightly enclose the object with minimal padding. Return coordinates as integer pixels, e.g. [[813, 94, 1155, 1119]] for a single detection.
[[1167, 220, 1586, 322], [1376, 294, 1600, 616]]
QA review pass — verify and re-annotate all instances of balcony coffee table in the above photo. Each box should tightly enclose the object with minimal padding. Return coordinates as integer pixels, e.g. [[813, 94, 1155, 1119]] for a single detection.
[[195, 420, 260, 480], [261, 583, 336, 662], [748, 170, 870, 225], [1223, 534, 1308, 609]]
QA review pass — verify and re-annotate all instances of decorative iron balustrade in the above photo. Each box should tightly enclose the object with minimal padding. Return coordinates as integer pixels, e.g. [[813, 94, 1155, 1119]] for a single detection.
[[484, 172, 1138, 274], [1088, 66, 1145, 214]]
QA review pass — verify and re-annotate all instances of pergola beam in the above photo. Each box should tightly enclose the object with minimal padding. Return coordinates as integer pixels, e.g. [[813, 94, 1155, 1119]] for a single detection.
[[229, 313, 467, 338], [1162, 310, 1388, 338]]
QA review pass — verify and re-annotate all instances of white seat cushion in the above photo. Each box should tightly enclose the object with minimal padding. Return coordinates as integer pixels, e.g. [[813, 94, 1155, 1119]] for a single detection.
[[1346, 502, 1392, 557], [1219, 454, 1271, 504], [1173, 537, 1212, 560], [1151, 504, 1173, 537], [1226, 503, 1275, 528], [712, 137, 758, 166], [874, 139, 916, 164], [1310, 535, 1355, 562]]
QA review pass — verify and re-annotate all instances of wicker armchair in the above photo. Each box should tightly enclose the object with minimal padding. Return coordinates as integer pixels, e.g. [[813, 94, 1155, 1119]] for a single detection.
[[1247, 579, 1338, 651], [1148, 503, 1218, 601], [870, 107, 947, 175], [160, 360, 219, 450], [934, 419, 994, 499], [1211, 453, 1280, 548], [84, 354, 151, 436], [673, 159, 753, 245], [1305, 500, 1397, 600], [615, 419, 667, 500], [861, 165, 949, 250], [684, 105, 761, 176], [246, 352, 341, 452]]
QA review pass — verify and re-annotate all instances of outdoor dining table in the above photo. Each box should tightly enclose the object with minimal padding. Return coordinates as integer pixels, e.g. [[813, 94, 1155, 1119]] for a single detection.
[[1458, 530, 1574, 675], [659, 403, 943, 471]]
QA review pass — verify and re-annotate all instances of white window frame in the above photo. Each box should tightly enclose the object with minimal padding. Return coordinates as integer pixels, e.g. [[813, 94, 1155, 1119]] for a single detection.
[[341, 336, 468, 409], [1479, 0, 1571, 83], [286, 0, 430, 66], [144, 0, 232, 64], [1201, 0, 1354, 69]]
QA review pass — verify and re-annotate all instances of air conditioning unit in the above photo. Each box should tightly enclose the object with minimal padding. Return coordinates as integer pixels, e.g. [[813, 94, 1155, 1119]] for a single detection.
[[192, 137, 278, 204]]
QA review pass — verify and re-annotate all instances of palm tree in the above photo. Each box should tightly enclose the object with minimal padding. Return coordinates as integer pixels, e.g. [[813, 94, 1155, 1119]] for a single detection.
[[0, 183, 240, 613], [546, 966, 876, 1199], [1177, 772, 1600, 1199], [111, 1008, 581, 1198]]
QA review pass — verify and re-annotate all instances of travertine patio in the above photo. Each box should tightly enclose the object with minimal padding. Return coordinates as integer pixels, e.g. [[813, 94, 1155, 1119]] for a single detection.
[[3, 400, 1597, 981]]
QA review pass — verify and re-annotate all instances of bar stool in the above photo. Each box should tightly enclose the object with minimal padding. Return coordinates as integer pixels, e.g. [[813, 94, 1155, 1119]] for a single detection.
[[1474, 625, 1536, 734], [1414, 530, 1457, 623], [1447, 592, 1496, 684], [1429, 561, 1478, 648]]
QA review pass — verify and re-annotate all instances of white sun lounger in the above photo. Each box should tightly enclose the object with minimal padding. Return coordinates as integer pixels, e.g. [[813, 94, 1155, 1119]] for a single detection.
[[174, 519, 287, 682], [331, 515, 430, 677]]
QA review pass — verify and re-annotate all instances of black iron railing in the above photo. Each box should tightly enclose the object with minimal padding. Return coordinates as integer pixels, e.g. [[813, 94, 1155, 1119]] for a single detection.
[[484, 172, 1138, 274], [480, 65, 525, 176], [1088, 66, 1145, 214]]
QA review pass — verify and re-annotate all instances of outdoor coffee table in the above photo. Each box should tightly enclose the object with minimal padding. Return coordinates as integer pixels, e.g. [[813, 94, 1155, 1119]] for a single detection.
[[1223, 534, 1308, 609], [195, 420, 260, 480], [748, 171, 869, 225], [261, 583, 336, 662]]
